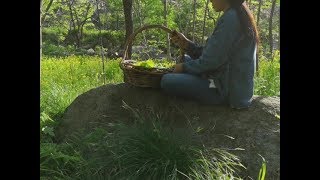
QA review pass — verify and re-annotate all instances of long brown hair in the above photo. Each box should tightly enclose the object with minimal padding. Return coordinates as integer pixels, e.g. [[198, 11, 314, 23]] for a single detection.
[[228, 0, 259, 45], [228, 0, 259, 73]]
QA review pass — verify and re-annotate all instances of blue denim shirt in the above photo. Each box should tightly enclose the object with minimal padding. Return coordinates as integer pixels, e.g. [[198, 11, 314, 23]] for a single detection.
[[182, 8, 256, 108]]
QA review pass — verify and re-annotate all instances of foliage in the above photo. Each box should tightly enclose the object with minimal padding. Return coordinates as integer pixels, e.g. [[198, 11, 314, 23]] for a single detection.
[[133, 59, 175, 69], [40, 55, 123, 142], [42, 42, 76, 57], [42, 27, 68, 44], [43, 27, 125, 50], [255, 50, 280, 96], [81, 29, 125, 49], [42, 0, 280, 59], [40, 142, 85, 179], [258, 154, 267, 180], [102, 119, 244, 179]]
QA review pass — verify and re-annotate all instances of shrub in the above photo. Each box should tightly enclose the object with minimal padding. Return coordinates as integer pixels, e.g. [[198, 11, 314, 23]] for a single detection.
[[40, 143, 85, 179], [43, 26, 125, 51], [82, 30, 125, 49], [107, 121, 245, 179], [255, 50, 280, 96], [40, 55, 123, 141], [42, 27, 68, 44], [59, 110, 245, 179], [42, 43, 76, 57]]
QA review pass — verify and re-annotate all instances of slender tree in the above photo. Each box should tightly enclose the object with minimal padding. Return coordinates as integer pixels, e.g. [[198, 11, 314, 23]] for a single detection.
[[135, 0, 147, 45], [40, 0, 43, 60], [164, 0, 171, 59], [40, 0, 55, 59], [95, 0, 106, 84], [269, 0, 277, 57], [257, 0, 262, 26], [192, 0, 196, 42], [123, 0, 134, 59], [41, 0, 54, 24], [202, 0, 210, 44], [66, 0, 92, 48]]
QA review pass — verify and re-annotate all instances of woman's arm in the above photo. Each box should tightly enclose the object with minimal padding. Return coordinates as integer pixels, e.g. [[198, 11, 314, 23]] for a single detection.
[[182, 11, 240, 75], [170, 31, 203, 59], [184, 42, 204, 59]]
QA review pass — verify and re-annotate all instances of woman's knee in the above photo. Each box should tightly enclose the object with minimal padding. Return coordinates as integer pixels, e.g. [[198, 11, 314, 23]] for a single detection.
[[160, 73, 175, 89]]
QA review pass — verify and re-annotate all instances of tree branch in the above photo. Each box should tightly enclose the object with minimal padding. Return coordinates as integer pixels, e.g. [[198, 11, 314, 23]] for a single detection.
[[41, 0, 54, 24]]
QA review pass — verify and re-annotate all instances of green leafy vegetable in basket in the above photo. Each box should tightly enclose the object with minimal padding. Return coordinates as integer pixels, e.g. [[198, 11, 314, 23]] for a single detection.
[[134, 60, 156, 68], [133, 59, 175, 69]]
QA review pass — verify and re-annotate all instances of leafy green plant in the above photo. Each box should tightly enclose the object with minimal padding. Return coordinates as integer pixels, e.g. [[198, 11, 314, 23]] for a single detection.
[[258, 154, 267, 180], [134, 59, 156, 68], [105, 102, 245, 179], [40, 143, 85, 180], [255, 51, 280, 96], [42, 27, 68, 44], [40, 55, 123, 143], [42, 43, 77, 57], [133, 59, 175, 69], [81, 30, 125, 49]]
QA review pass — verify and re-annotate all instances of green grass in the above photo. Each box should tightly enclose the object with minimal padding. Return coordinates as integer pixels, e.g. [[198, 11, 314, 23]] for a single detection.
[[258, 154, 267, 180], [40, 142, 85, 180], [40, 55, 123, 142], [255, 50, 280, 96]]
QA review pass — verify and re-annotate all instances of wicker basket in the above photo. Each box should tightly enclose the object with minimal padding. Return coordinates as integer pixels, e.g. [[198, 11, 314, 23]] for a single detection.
[[119, 25, 184, 88]]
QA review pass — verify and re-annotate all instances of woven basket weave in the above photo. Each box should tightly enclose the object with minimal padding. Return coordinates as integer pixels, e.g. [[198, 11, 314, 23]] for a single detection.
[[119, 24, 184, 88]]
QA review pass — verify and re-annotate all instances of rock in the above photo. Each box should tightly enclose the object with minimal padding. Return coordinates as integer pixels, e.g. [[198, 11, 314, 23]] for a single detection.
[[87, 48, 95, 55], [56, 83, 280, 179]]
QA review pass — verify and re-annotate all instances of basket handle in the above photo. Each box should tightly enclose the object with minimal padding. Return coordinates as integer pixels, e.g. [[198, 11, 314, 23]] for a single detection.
[[122, 24, 185, 63]]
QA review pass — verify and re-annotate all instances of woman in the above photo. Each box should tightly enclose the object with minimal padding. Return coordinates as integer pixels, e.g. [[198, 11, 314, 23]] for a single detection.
[[160, 0, 259, 109]]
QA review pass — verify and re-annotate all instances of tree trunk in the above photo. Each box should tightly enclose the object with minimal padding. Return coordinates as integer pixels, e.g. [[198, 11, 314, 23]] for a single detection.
[[192, 0, 196, 42], [71, 2, 82, 48], [67, 1, 78, 48], [278, 16, 280, 51], [202, 0, 209, 44], [256, 47, 259, 76], [40, 0, 43, 60], [269, 0, 276, 58], [257, 0, 262, 26], [95, 0, 106, 84], [176, 0, 183, 32], [78, 3, 92, 48], [116, 12, 119, 30], [184, 3, 193, 36], [123, 0, 133, 59], [136, 0, 147, 45], [164, 0, 171, 59]]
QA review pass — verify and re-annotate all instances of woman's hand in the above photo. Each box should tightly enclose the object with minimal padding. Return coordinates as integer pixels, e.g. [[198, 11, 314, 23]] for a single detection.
[[170, 30, 191, 50], [173, 63, 184, 73]]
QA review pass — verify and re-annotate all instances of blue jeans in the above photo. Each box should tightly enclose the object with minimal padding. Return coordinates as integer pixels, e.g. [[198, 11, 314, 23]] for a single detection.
[[160, 55, 226, 105]]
